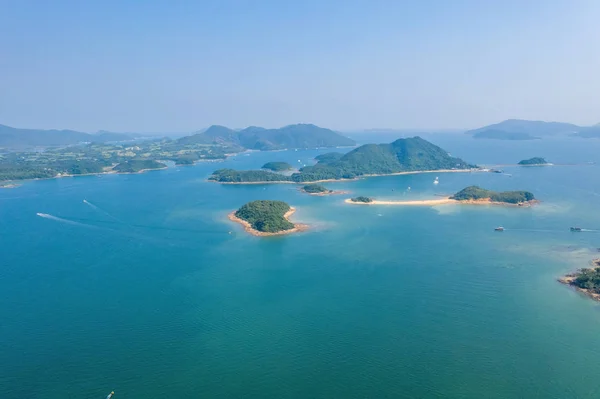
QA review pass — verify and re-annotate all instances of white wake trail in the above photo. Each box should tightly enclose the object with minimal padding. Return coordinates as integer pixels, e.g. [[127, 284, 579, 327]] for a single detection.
[[83, 199, 125, 223], [36, 213, 96, 228]]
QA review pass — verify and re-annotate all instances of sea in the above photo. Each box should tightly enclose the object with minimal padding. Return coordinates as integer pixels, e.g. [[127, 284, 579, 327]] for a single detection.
[[2, 133, 600, 398]]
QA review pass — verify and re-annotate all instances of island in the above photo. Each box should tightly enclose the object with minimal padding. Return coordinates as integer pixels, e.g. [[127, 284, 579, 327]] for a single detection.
[[113, 159, 167, 173], [518, 157, 549, 166], [300, 184, 347, 196], [345, 186, 537, 206], [349, 196, 373, 203], [450, 186, 536, 205], [228, 200, 308, 236], [314, 152, 344, 163], [210, 136, 478, 183], [559, 259, 600, 301], [262, 161, 293, 172]]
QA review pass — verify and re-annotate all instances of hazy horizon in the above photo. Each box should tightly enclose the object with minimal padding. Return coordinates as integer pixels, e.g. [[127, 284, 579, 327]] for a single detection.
[[1, 1, 599, 132]]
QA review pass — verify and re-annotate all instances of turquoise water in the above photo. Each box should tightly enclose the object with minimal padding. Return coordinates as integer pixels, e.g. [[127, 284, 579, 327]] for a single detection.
[[2, 135, 600, 398]]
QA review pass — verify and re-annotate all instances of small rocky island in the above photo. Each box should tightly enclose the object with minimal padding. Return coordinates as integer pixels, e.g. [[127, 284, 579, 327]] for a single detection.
[[518, 157, 549, 166], [300, 184, 347, 196], [228, 200, 308, 236], [262, 161, 293, 172], [450, 186, 536, 205], [559, 259, 600, 301]]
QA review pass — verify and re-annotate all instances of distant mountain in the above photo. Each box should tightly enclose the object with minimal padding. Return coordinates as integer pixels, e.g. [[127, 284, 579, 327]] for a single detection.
[[178, 124, 355, 150], [0, 124, 137, 149], [466, 119, 580, 140], [572, 126, 600, 139]]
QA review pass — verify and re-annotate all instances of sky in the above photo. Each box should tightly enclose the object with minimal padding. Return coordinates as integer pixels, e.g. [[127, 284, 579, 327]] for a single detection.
[[0, 0, 599, 133]]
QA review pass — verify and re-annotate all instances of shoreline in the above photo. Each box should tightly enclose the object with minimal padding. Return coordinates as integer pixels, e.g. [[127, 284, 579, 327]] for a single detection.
[[210, 168, 481, 185], [558, 259, 600, 301], [344, 197, 539, 207], [227, 207, 309, 237]]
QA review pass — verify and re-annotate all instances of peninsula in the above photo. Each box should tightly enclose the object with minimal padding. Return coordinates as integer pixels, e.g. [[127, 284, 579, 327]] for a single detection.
[[210, 136, 478, 183], [518, 157, 550, 166], [559, 259, 600, 301], [345, 186, 537, 207], [228, 200, 308, 236]]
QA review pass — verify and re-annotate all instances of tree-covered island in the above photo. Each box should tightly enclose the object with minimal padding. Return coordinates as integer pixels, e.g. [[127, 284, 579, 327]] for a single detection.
[[113, 159, 167, 173], [350, 196, 373, 203], [210, 137, 478, 183], [450, 186, 536, 205], [518, 157, 549, 165], [228, 200, 308, 236], [262, 161, 293, 171], [559, 260, 600, 301], [300, 184, 347, 196]]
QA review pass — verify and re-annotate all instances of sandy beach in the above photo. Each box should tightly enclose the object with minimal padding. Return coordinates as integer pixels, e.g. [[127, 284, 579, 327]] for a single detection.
[[228, 207, 309, 237], [300, 188, 349, 196], [345, 197, 539, 207]]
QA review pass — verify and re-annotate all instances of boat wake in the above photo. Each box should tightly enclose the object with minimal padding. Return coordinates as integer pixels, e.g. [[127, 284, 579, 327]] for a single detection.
[[83, 199, 125, 223], [36, 213, 97, 228]]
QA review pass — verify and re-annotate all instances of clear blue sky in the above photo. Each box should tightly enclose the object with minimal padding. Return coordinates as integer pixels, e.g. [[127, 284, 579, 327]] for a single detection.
[[1, 0, 598, 132]]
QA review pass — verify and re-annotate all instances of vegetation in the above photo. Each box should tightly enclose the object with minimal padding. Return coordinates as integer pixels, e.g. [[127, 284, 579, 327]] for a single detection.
[[0, 138, 234, 181], [350, 196, 373, 203], [315, 152, 344, 163], [302, 184, 331, 194], [113, 159, 166, 173], [209, 169, 291, 183], [451, 186, 535, 204], [262, 161, 293, 171], [235, 200, 294, 233], [518, 157, 548, 165], [570, 265, 600, 294]]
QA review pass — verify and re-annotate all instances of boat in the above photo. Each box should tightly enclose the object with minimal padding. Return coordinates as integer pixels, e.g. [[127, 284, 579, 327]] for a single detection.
[[494, 226, 504, 231], [570, 227, 582, 232], [106, 392, 115, 399]]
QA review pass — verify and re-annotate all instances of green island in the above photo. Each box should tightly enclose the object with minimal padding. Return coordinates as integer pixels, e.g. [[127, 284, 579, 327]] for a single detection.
[[350, 196, 373, 203], [518, 157, 549, 165], [262, 161, 293, 172], [113, 159, 167, 173], [559, 260, 600, 301], [302, 184, 331, 194], [229, 200, 307, 236], [210, 169, 290, 183], [450, 186, 536, 204], [210, 137, 477, 183]]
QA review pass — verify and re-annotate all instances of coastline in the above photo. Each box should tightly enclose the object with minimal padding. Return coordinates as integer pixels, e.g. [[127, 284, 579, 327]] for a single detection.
[[344, 197, 539, 207], [227, 207, 309, 237], [210, 168, 480, 185], [558, 259, 600, 301]]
